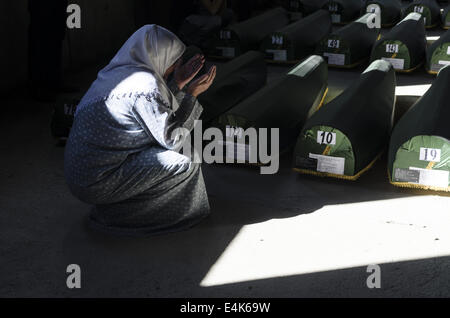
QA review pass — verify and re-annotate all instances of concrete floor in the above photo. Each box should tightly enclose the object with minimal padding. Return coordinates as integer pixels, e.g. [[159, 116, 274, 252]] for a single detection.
[[2, 25, 450, 298]]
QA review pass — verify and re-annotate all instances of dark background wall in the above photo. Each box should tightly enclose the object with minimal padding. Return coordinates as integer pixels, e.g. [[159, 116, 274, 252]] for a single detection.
[[0, 0, 175, 95], [0, 1, 30, 95]]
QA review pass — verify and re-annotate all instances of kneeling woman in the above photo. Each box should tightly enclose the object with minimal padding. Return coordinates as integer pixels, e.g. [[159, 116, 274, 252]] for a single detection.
[[64, 25, 216, 236]]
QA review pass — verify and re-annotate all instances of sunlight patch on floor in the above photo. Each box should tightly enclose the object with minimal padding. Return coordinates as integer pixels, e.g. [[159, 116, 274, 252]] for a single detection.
[[201, 195, 450, 287], [395, 84, 431, 97]]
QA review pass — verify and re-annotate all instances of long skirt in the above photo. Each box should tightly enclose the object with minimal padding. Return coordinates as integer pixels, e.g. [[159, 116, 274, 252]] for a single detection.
[[68, 147, 210, 237]]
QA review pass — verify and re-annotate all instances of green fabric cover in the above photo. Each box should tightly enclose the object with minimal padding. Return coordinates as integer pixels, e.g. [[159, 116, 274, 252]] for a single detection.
[[261, 10, 332, 62], [294, 126, 356, 175], [388, 65, 450, 188], [426, 29, 450, 73], [199, 51, 267, 124], [212, 55, 328, 155], [365, 0, 402, 26], [370, 13, 426, 71], [391, 136, 450, 188], [294, 59, 396, 177], [404, 0, 441, 28], [212, 7, 290, 58], [316, 13, 380, 67]]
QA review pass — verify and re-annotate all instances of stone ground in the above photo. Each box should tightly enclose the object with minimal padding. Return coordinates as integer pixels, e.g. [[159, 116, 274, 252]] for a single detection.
[[1, 20, 450, 297]]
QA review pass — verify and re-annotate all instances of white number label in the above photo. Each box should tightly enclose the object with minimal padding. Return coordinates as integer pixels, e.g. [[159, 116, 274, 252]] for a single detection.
[[266, 49, 287, 61], [271, 35, 283, 45], [220, 30, 231, 40], [324, 53, 345, 65], [410, 167, 449, 188], [309, 153, 345, 175], [386, 44, 399, 53], [381, 57, 404, 69], [329, 3, 338, 12], [217, 47, 235, 58], [331, 14, 341, 23], [317, 131, 336, 145], [226, 126, 244, 139], [414, 6, 424, 14], [420, 148, 441, 162], [438, 60, 450, 66], [328, 39, 340, 49]]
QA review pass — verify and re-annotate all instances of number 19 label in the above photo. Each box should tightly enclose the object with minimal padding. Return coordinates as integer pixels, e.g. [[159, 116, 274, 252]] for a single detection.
[[420, 148, 441, 162], [317, 131, 336, 145]]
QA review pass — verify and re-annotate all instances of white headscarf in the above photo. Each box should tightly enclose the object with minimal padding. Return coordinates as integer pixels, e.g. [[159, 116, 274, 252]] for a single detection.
[[100, 24, 185, 85], [76, 25, 188, 149]]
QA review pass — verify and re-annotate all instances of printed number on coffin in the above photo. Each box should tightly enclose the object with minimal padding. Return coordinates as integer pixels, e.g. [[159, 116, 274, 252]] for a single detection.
[[272, 35, 284, 45], [220, 30, 231, 40], [420, 148, 441, 162], [386, 44, 399, 53], [413, 6, 424, 14], [317, 131, 336, 145], [328, 3, 339, 12], [226, 126, 244, 139], [328, 39, 340, 49]]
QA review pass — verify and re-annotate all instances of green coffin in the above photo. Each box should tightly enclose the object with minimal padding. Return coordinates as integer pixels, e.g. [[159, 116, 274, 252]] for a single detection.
[[212, 7, 290, 58], [426, 29, 450, 74], [199, 51, 267, 124], [322, 0, 363, 24], [316, 13, 380, 68], [404, 0, 441, 28], [293, 59, 396, 180], [443, 5, 450, 29], [365, 0, 402, 27], [261, 10, 332, 63], [370, 13, 426, 72], [388, 65, 450, 192], [210, 55, 328, 163]]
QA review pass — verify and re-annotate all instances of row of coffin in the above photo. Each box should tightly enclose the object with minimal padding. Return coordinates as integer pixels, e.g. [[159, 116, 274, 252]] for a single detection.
[[210, 5, 450, 73], [197, 51, 450, 193], [298, 0, 449, 27]]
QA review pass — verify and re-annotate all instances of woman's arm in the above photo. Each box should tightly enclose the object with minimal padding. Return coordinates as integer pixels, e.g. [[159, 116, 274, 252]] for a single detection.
[[170, 65, 217, 132], [172, 93, 203, 133], [168, 78, 186, 105], [164, 65, 217, 146], [132, 67, 216, 150]]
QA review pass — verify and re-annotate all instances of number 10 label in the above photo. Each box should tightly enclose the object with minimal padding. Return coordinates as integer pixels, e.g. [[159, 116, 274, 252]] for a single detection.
[[317, 131, 336, 145], [420, 148, 441, 162]]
